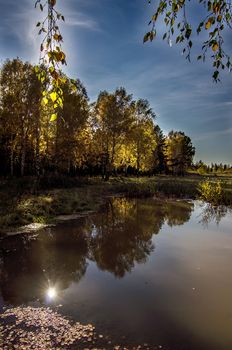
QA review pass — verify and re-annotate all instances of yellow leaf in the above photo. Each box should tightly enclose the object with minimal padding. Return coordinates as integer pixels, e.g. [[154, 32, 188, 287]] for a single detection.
[[205, 20, 211, 30], [56, 78, 62, 86], [50, 113, 57, 122], [42, 97, 48, 105], [50, 91, 57, 102], [72, 85, 77, 92], [53, 34, 59, 41], [57, 51, 66, 61], [212, 42, 219, 51], [213, 4, 220, 14], [57, 97, 63, 107]]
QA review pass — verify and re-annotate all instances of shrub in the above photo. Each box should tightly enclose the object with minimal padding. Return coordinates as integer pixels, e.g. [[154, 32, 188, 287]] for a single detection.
[[197, 179, 224, 205]]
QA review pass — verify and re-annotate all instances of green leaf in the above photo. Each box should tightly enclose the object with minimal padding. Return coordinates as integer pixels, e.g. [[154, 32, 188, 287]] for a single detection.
[[213, 70, 219, 80], [185, 28, 192, 39]]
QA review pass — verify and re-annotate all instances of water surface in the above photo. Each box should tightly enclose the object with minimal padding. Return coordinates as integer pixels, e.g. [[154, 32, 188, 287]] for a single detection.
[[0, 198, 232, 350]]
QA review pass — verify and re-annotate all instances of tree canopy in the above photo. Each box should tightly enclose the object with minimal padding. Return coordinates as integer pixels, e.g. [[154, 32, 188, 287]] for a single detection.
[[0, 58, 195, 178], [164, 131, 195, 175]]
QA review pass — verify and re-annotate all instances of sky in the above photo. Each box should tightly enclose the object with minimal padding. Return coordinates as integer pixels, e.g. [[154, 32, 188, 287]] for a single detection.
[[0, 0, 232, 164]]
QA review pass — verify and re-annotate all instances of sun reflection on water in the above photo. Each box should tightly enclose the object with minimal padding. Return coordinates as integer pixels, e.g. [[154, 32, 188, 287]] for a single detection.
[[47, 287, 57, 299]]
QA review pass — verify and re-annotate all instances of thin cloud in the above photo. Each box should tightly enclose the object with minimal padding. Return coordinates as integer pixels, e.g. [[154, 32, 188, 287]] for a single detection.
[[194, 128, 232, 141], [0, 0, 41, 63], [65, 14, 100, 31]]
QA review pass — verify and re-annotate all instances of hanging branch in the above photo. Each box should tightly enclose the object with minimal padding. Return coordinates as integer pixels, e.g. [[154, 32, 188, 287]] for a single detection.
[[35, 0, 67, 121], [144, 0, 232, 81]]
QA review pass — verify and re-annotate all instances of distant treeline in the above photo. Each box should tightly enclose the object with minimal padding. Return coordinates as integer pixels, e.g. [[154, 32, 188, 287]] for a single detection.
[[192, 161, 232, 175], [0, 58, 195, 179]]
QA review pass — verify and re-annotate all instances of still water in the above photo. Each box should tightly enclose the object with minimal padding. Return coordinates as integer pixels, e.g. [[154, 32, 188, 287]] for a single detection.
[[0, 198, 232, 350]]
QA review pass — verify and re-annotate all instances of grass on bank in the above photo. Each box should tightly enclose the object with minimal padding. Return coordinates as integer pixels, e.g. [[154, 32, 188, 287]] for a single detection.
[[1, 175, 232, 232]]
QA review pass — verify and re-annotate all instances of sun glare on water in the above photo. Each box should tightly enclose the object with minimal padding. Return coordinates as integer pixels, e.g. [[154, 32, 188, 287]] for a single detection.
[[47, 287, 57, 299]]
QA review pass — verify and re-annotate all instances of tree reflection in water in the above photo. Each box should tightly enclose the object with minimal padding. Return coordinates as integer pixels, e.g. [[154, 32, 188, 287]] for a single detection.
[[0, 220, 89, 304], [89, 198, 194, 277], [0, 198, 194, 304], [199, 203, 232, 227]]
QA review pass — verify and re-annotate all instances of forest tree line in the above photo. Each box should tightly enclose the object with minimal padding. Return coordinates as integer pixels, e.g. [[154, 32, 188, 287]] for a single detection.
[[193, 161, 232, 175], [0, 58, 195, 179]]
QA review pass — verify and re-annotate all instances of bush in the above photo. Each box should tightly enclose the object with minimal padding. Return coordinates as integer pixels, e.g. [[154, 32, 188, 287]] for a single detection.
[[197, 179, 225, 205]]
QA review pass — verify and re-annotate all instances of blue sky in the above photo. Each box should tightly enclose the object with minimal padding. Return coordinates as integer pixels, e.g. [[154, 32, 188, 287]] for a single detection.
[[0, 0, 232, 164]]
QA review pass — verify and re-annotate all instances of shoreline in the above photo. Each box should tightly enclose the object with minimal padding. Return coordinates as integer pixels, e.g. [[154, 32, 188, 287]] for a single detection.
[[1, 175, 232, 235]]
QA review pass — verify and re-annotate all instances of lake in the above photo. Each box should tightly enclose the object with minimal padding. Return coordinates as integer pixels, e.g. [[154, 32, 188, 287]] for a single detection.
[[0, 197, 232, 350]]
